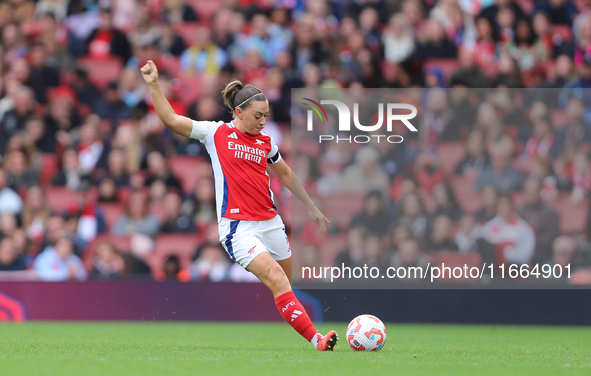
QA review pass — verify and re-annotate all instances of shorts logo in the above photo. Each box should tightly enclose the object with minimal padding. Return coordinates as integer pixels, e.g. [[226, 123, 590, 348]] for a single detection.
[[230, 208, 240, 213], [282, 301, 295, 312], [291, 310, 302, 322], [255, 139, 264, 145], [248, 246, 256, 255], [228, 132, 238, 139]]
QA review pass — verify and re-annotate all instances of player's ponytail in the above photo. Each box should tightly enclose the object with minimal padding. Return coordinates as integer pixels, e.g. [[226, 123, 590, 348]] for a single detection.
[[222, 79, 266, 117]]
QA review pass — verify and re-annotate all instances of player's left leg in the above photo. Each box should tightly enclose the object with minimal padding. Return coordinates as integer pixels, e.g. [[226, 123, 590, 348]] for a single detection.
[[277, 257, 292, 285]]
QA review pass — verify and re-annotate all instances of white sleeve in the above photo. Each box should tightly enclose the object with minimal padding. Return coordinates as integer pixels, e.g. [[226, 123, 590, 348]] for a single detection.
[[266, 135, 282, 164], [189, 120, 220, 142]]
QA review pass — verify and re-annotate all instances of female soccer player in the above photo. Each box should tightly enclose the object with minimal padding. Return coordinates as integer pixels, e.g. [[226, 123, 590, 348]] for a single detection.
[[140, 60, 338, 351]]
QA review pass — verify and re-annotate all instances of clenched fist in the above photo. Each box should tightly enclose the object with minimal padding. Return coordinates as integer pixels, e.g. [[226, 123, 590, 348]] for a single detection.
[[140, 60, 159, 85]]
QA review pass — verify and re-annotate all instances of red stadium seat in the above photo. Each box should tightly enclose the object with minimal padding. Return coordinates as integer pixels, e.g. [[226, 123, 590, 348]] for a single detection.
[[178, 73, 203, 106], [173, 22, 202, 46], [160, 54, 181, 79], [98, 203, 125, 232], [40, 153, 58, 185], [168, 155, 207, 193], [324, 193, 365, 229], [436, 142, 464, 175], [144, 234, 201, 273], [46, 187, 76, 212], [428, 251, 482, 281], [554, 194, 588, 234], [78, 57, 123, 90], [186, 0, 222, 22]]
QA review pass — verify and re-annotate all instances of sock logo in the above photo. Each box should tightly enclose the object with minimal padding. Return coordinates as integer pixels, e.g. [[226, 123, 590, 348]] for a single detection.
[[282, 301, 295, 313], [291, 310, 302, 322]]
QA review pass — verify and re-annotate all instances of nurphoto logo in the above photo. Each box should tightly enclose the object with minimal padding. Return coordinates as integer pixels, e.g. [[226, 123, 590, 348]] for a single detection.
[[303, 98, 418, 144]]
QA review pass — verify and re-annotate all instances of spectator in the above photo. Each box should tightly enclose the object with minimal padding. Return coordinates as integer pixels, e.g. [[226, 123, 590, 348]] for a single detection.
[[3, 148, 39, 189], [413, 18, 458, 60], [482, 195, 536, 265], [28, 43, 60, 104], [396, 192, 429, 239], [474, 138, 522, 193], [334, 225, 366, 269], [450, 47, 493, 87], [156, 17, 186, 57], [90, 242, 151, 279], [382, 13, 415, 64], [159, 191, 194, 234], [425, 214, 458, 252], [390, 237, 430, 278], [33, 237, 87, 281], [180, 27, 228, 75], [430, 181, 463, 222], [156, 254, 190, 281], [113, 191, 161, 237], [349, 190, 392, 237], [0, 167, 23, 214], [144, 150, 182, 192], [93, 81, 133, 124], [22, 185, 51, 243], [160, 0, 199, 24], [97, 178, 119, 203], [191, 243, 230, 282], [85, 5, 132, 63], [570, 149, 591, 204], [69, 66, 103, 109], [181, 178, 216, 227], [552, 236, 576, 273], [0, 237, 26, 271], [340, 146, 390, 198], [519, 178, 560, 264], [52, 148, 91, 190], [363, 234, 390, 274], [0, 85, 36, 154], [455, 130, 489, 177], [0, 212, 18, 238]]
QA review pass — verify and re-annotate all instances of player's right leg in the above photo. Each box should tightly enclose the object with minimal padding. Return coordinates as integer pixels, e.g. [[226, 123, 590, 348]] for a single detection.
[[246, 252, 338, 351]]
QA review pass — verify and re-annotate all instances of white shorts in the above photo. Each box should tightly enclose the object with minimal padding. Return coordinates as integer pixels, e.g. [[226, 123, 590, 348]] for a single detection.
[[218, 215, 291, 269]]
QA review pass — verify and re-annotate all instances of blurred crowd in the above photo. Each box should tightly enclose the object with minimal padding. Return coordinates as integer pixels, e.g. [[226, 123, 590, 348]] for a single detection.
[[0, 0, 591, 283]]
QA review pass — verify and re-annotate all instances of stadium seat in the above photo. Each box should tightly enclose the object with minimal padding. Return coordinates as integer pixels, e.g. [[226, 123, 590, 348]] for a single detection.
[[554, 194, 588, 234], [160, 55, 181, 79], [46, 187, 76, 212], [450, 176, 481, 214], [98, 203, 125, 232], [173, 22, 202, 46], [186, 0, 222, 22], [436, 142, 464, 175], [40, 153, 58, 185], [178, 73, 203, 106], [428, 251, 482, 281], [423, 59, 460, 82], [295, 140, 321, 158], [77, 57, 123, 90], [324, 193, 366, 229], [168, 155, 206, 193], [320, 235, 347, 266], [144, 234, 201, 273]]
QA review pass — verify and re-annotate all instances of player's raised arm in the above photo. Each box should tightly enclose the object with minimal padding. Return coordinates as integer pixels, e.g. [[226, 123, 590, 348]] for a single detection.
[[140, 60, 193, 138]]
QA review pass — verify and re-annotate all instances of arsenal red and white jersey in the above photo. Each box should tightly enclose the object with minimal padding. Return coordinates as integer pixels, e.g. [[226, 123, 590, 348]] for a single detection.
[[189, 120, 282, 222]]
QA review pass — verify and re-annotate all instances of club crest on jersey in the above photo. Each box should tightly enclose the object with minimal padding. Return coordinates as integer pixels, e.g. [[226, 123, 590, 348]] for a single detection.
[[228, 132, 238, 139], [255, 139, 264, 145]]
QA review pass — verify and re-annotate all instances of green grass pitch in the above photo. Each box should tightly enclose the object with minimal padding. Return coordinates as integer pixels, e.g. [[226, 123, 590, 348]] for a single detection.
[[0, 322, 590, 376]]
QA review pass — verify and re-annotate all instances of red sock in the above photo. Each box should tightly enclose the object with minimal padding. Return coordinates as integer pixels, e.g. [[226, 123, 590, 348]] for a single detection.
[[275, 291, 318, 341]]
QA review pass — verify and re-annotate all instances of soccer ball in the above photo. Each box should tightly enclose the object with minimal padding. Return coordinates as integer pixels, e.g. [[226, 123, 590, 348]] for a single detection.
[[346, 314, 387, 351]]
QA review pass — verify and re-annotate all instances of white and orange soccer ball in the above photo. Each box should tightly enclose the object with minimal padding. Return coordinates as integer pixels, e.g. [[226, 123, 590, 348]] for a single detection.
[[346, 314, 387, 351]]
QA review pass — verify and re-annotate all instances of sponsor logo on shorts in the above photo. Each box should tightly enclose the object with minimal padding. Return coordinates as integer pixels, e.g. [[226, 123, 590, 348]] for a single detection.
[[248, 246, 256, 255], [230, 208, 240, 213]]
